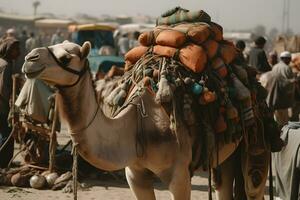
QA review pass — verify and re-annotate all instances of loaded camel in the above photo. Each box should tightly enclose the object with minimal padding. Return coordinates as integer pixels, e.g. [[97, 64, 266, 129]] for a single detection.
[[22, 41, 267, 200]]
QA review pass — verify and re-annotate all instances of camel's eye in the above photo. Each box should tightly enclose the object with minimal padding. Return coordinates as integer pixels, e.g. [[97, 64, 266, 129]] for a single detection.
[[59, 54, 72, 66]]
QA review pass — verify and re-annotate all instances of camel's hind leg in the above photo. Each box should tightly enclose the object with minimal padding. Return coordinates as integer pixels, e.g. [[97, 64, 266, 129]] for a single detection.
[[125, 167, 156, 200], [214, 152, 235, 200]]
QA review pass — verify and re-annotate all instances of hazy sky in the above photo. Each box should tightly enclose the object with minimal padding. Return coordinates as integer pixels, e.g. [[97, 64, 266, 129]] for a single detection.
[[1, 0, 300, 33]]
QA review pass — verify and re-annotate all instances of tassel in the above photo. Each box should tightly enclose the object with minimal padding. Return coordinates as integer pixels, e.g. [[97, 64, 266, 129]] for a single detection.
[[113, 89, 127, 106], [106, 86, 122, 105], [183, 94, 195, 125], [155, 74, 174, 104]]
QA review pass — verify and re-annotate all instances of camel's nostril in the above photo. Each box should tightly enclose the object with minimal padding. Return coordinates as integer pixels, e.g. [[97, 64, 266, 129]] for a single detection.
[[26, 54, 40, 61]]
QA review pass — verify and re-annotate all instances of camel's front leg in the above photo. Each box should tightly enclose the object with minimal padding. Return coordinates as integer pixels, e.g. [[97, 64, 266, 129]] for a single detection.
[[125, 167, 156, 200], [167, 164, 191, 200]]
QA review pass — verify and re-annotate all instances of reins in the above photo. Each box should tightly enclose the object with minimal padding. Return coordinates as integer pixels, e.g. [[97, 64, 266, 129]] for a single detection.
[[69, 105, 100, 134]]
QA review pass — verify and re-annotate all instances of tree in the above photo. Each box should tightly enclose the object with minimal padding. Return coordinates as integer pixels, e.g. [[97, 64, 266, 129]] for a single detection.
[[33, 1, 41, 16]]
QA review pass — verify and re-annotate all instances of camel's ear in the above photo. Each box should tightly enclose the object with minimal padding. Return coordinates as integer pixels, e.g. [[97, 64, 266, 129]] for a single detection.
[[80, 41, 91, 59]]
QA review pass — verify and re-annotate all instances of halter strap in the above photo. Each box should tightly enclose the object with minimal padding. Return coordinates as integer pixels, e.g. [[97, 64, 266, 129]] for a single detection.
[[46, 47, 89, 88]]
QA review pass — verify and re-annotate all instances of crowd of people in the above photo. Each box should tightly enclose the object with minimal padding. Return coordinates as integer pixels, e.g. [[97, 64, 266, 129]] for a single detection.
[[235, 36, 299, 128]]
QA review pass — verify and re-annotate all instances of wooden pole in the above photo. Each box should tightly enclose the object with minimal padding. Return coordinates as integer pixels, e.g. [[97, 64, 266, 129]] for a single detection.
[[12, 75, 16, 125], [49, 93, 58, 172]]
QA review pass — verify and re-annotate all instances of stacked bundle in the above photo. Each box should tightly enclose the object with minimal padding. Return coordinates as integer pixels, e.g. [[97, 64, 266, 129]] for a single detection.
[[122, 7, 251, 134], [125, 7, 237, 78], [104, 8, 276, 163]]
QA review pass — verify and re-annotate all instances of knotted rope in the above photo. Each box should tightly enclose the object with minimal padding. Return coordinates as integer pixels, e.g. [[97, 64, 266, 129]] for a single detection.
[[72, 142, 78, 200]]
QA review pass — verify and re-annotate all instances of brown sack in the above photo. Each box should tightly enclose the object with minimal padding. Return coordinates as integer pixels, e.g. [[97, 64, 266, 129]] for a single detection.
[[219, 41, 238, 64], [125, 46, 149, 64], [187, 24, 211, 44], [153, 45, 177, 58], [211, 57, 228, 78], [138, 31, 155, 46], [156, 29, 187, 48], [179, 44, 207, 73], [173, 23, 193, 32], [210, 22, 223, 41], [203, 40, 219, 59], [174, 23, 211, 45]]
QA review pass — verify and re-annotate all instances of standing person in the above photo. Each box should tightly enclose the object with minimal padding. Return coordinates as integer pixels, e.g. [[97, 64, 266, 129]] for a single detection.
[[266, 51, 295, 127], [129, 31, 140, 50], [235, 40, 247, 65], [268, 51, 278, 67], [5, 28, 16, 40], [248, 36, 272, 73], [50, 29, 64, 45], [25, 32, 38, 53], [0, 38, 20, 168], [117, 33, 130, 56], [16, 30, 28, 72], [18, 30, 28, 56]]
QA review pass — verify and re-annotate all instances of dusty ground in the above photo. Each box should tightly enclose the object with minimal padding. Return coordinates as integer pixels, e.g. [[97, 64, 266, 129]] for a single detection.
[[0, 174, 216, 200], [0, 130, 273, 200]]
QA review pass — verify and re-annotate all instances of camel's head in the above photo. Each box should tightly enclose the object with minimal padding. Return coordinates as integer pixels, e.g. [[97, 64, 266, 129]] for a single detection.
[[22, 41, 91, 86]]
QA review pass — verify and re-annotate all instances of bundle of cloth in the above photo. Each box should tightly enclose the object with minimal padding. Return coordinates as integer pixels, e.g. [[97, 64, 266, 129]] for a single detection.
[[100, 7, 282, 168]]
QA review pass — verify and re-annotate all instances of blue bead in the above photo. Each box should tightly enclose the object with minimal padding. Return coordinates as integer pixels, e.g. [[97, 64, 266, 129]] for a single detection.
[[192, 83, 203, 95]]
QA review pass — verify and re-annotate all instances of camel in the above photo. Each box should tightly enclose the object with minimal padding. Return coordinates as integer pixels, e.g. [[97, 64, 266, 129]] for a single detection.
[[22, 41, 264, 200]]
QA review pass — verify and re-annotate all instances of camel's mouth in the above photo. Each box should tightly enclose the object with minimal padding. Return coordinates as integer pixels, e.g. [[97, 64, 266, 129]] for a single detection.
[[23, 65, 46, 79]]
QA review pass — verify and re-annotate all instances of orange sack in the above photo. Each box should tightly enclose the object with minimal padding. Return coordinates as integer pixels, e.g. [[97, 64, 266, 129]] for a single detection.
[[155, 29, 187, 48], [203, 40, 219, 59], [125, 46, 149, 64], [187, 24, 211, 44], [138, 31, 155, 46], [219, 41, 238, 64], [179, 44, 207, 73], [210, 22, 223, 42], [138, 26, 167, 46], [153, 45, 177, 58]]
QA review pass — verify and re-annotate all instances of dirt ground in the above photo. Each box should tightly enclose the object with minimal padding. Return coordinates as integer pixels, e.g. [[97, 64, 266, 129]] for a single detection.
[[0, 174, 216, 200], [0, 169, 273, 200], [0, 130, 273, 200]]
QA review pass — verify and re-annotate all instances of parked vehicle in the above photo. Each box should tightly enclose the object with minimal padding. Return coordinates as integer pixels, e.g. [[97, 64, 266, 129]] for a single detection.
[[68, 23, 124, 74]]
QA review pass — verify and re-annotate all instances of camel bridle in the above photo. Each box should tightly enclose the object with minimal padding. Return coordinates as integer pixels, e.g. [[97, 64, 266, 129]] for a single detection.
[[46, 47, 89, 88]]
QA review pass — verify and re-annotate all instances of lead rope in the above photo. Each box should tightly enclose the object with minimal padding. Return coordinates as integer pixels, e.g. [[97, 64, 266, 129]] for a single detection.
[[269, 152, 274, 200], [208, 163, 213, 200], [72, 142, 78, 200]]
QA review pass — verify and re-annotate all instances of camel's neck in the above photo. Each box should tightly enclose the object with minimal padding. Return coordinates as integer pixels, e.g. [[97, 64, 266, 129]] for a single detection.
[[57, 72, 98, 131], [57, 72, 138, 170]]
